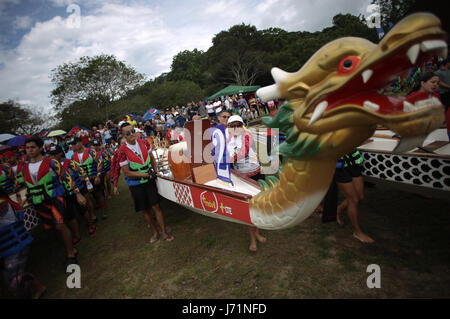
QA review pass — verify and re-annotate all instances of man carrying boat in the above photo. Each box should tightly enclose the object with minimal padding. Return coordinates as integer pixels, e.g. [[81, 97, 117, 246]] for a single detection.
[[116, 122, 173, 243], [22, 137, 81, 268], [68, 136, 107, 221], [91, 140, 113, 200], [3, 151, 25, 190], [48, 144, 97, 243]]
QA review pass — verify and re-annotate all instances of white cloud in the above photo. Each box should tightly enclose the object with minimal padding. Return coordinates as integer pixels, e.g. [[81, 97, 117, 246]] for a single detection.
[[0, 0, 374, 115], [0, 2, 213, 112], [13, 16, 33, 30], [252, 0, 372, 31]]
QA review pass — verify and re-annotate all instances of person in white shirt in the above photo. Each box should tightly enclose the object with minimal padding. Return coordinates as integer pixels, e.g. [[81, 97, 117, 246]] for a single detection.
[[205, 100, 215, 120], [226, 115, 267, 252]]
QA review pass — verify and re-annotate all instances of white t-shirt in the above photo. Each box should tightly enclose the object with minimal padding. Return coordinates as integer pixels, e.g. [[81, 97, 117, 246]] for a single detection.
[[77, 151, 85, 161], [206, 104, 215, 114], [12, 164, 18, 175], [28, 160, 44, 184], [120, 142, 144, 167], [227, 134, 260, 174]]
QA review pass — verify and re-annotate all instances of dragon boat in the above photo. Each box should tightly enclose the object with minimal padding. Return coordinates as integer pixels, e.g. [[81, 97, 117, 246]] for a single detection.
[[152, 13, 448, 230], [357, 127, 449, 199]]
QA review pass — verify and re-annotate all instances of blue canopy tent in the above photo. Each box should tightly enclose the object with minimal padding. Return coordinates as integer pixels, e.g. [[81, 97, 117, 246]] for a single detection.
[[142, 108, 160, 121]]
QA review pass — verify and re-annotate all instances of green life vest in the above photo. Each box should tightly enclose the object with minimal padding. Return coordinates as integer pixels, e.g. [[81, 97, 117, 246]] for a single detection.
[[73, 148, 97, 178], [119, 140, 153, 186], [22, 158, 66, 205], [0, 164, 15, 193], [14, 162, 25, 187], [342, 150, 363, 167]]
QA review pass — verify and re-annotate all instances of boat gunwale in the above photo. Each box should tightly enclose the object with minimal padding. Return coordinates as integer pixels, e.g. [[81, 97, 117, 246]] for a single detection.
[[358, 146, 450, 160], [157, 175, 255, 201]]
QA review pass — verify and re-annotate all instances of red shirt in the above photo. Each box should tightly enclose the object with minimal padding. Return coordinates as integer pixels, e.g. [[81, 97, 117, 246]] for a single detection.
[[80, 134, 90, 145], [405, 90, 441, 104]]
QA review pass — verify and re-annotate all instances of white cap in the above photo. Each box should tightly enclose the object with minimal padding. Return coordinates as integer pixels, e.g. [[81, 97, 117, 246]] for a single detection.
[[227, 115, 243, 125]]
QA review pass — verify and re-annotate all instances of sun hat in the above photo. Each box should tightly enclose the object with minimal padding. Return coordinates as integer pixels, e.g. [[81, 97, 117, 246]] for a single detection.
[[227, 115, 244, 125]]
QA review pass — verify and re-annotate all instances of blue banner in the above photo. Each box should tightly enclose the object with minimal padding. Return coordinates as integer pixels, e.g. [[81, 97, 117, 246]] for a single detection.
[[376, 27, 385, 39], [210, 124, 233, 185]]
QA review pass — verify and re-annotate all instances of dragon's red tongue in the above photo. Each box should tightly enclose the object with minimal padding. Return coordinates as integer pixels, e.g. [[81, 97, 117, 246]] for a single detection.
[[325, 92, 404, 114]]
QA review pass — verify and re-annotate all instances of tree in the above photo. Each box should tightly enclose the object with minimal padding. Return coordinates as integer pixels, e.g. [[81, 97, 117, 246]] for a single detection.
[[50, 54, 145, 121], [371, 0, 417, 31], [148, 80, 204, 107], [205, 24, 269, 89], [0, 100, 45, 135], [169, 49, 205, 85]]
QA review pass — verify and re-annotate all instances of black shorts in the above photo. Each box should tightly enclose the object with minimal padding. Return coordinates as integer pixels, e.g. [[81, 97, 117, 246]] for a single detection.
[[66, 193, 88, 216], [90, 175, 105, 195], [34, 197, 72, 230], [129, 179, 160, 212], [335, 164, 362, 184]]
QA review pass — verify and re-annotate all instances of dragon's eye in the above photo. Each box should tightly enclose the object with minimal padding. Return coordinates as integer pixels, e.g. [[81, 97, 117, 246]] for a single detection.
[[338, 56, 360, 74]]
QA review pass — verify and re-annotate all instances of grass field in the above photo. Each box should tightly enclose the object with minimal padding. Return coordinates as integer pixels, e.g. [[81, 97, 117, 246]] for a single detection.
[[1, 177, 449, 299]]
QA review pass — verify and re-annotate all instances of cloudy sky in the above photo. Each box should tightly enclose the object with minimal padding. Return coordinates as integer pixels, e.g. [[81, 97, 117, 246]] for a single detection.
[[0, 0, 373, 114]]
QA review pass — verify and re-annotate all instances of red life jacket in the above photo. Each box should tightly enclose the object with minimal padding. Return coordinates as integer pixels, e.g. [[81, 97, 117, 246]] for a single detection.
[[72, 148, 90, 165], [119, 139, 149, 165], [22, 157, 52, 186]]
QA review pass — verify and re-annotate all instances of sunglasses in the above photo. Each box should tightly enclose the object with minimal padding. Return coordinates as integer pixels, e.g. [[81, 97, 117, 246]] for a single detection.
[[220, 115, 230, 119], [125, 128, 136, 136], [228, 123, 243, 128]]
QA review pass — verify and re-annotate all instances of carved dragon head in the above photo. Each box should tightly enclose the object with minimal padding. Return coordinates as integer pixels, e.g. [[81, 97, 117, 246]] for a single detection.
[[259, 13, 447, 160]]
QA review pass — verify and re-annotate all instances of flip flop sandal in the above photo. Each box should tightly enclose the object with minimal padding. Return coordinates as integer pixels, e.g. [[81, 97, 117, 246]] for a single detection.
[[150, 235, 159, 243], [163, 235, 174, 242]]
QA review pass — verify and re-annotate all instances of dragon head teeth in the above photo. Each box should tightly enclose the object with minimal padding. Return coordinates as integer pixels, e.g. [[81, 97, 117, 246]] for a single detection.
[[271, 67, 292, 83], [256, 84, 280, 102]]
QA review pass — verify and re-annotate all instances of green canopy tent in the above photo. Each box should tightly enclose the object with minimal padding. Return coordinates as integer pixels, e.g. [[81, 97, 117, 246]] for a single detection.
[[207, 85, 260, 100]]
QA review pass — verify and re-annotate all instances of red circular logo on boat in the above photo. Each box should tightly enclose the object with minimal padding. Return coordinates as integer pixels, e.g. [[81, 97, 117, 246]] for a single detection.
[[200, 191, 218, 213]]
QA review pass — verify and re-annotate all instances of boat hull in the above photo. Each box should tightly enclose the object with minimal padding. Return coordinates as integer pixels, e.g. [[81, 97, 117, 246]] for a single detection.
[[156, 177, 254, 226], [358, 128, 450, 199]]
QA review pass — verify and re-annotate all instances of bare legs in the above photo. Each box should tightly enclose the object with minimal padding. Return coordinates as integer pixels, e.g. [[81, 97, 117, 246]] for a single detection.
[[248, 226, 266, 252], [144, 203, 173, 243], [94, 191, 107, 219], [67, 218, 81, 240], [337, 177, 373, 243], [105, 171, 112, 199], [54, 224, 76, 258]]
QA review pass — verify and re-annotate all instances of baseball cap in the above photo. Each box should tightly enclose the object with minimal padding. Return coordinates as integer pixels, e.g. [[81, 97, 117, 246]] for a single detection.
[[48, 145, 63, 155], [92, 140, 101, 146], [227, 115, 244, 124]]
